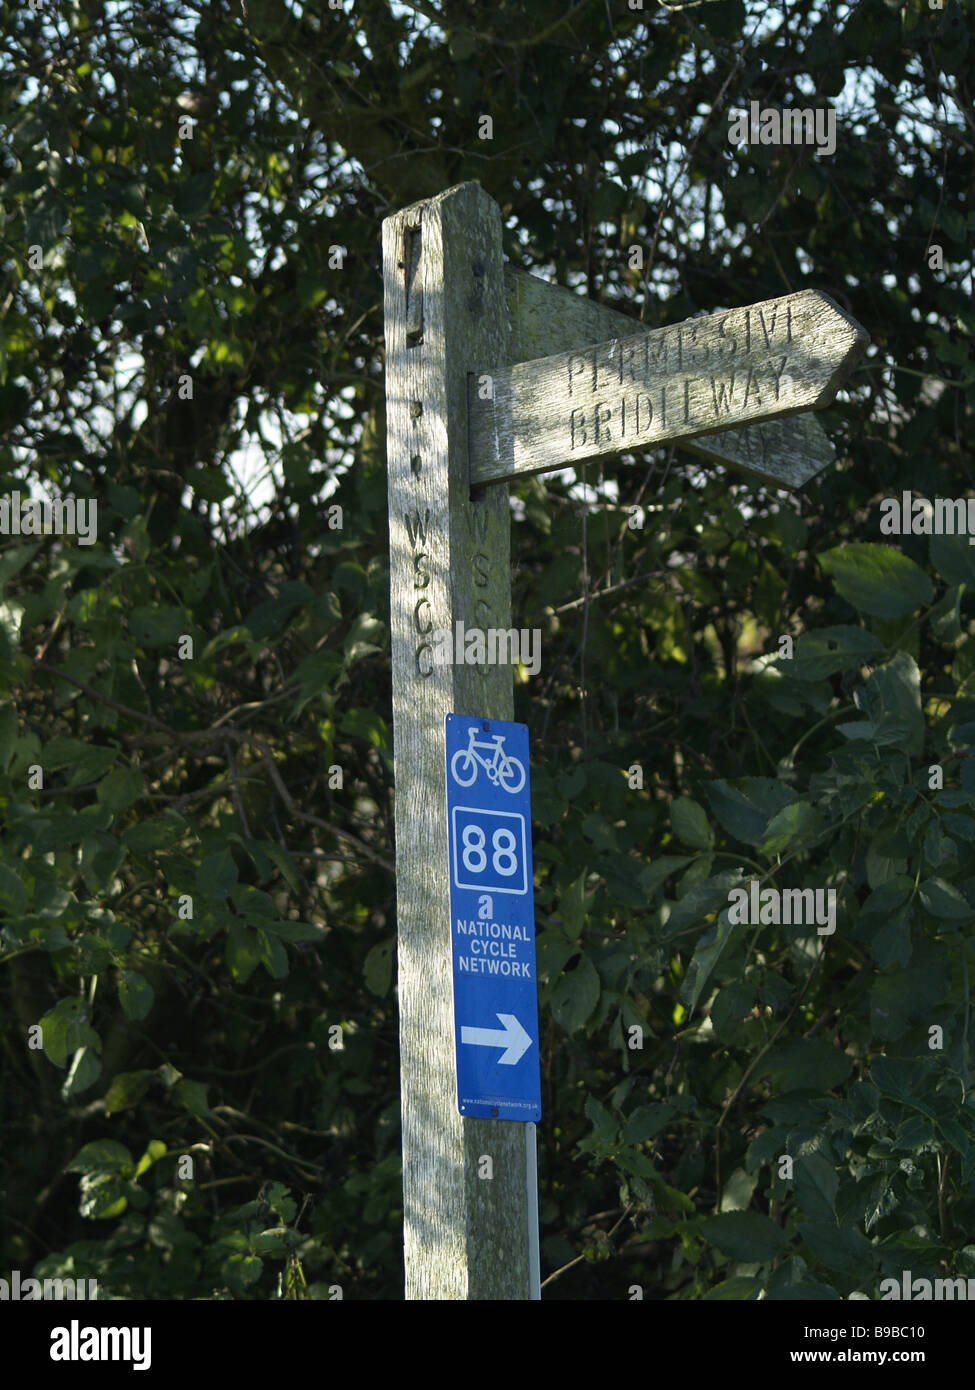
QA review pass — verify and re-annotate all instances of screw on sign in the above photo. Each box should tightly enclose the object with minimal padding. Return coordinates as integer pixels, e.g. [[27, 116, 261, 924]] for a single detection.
[[445, 714, 541, 1123]]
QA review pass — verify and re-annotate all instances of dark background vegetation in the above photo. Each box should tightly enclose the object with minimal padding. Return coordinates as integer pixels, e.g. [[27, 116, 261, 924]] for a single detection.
[[1, 0, 974, 1298]]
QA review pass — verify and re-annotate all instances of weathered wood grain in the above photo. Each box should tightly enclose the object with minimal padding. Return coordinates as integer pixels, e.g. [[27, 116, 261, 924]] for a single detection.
[[503, 267, 836, 489], [383, 182, 536, 1300], [473, 283, 868, 486]]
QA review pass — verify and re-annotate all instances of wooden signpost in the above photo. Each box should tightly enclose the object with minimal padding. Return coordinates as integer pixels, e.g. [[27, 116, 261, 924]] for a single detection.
[[382, 181, 868, 1301], [502, 267, 838, 491], [470, 287, 867, 486]]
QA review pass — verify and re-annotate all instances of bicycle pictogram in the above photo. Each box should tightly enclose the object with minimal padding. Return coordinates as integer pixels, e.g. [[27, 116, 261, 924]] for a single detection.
[[450, 726, 526, 793]]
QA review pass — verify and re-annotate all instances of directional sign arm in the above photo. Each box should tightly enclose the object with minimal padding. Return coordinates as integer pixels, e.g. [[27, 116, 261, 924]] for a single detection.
[[504, 267, 836, 490], [474, 286, 869, 487], [684, 410, 835, 490]]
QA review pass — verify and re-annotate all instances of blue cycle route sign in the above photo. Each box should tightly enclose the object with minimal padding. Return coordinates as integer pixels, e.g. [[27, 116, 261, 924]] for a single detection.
[[444, 713, 541, 1122]]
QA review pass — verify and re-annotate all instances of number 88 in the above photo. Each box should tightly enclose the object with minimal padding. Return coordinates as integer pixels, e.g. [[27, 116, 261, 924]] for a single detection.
[[461, 824, 518, 877]]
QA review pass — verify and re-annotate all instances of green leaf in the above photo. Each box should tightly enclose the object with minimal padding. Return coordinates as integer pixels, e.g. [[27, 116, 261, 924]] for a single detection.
[[340, 706, 391, 749], [930, 584, 964, 643], [96, 767, 144, 811], [103, 1070, 154, 1116], [343, 613, 385, 665], [118, 970, 155, 1021], [42, 736, 93, 770], [843, 652, 923, 754], [0, 862, 29, 914], [174, 171, 214, 220], [128, 604, 187, 647], [266, 1181, 297, 1223], [559, 872, 587, 940], [794, 1152, 838, 1221], [710, 983, 755, 1042], [820, 543, 933, 617], [615, 1149, 659, 1179], [935, 1113, 970, 1154], [228, 828, 269, 884], [871, 906, 914, 968], [0, 703, 18, 770], [793, 625, 882, 680], [859, 875, 914, 920], [0, 599, 24, 663], [765, 1277, 842, 1300], [679, 910, 735, 1012], [173, 1078, 212, 1117], [758, 800, 822, 855], [223, 1252, 262, 1286], [134, 1139, 168, 1178], [78, 1172, 129, 1220], [38, 997, 100, 1067], [290, 649, 343, 718], [62, 1045, 102, 1098], [67, 1139, 134, 1176], [865, 828, 909, 888], [559, 766, 586, 799], [797, 1221, 874, 1274], [69, 745, 119, 786], [706, 778, 795, 845], [622, 1103, 676, 1144], [123, 810, 187, 852], [200, 625, 253, 661], [197, 848, 238, 899], [232, 885, 277, 920], [295, 269, 330, 311], [535, 932, 578, 984], [670, 796, 714, 850], [701, 1210, 788, 1262], [225, 922, 262, 982], [363, 939, 394, 996], [666, 869, 741, 937], [582, 811, 616, 851], [720, 1166, 759, 1212], [242, 578, 310, 636], [703, 1276, 764, 1300], [550, 953, 600, 1032], [257, 927, 288, 978], [263, 920, 324, 943], [584, 1093, 617, 1140], [762, 1039, 852, 1092], [0, 543, 41, 588], [931, 531, 975, 588], [640, 856, 692, 897], [919, 877, 974, 919], [871, 942, 949, 1040], [263, 841, 303, 893]]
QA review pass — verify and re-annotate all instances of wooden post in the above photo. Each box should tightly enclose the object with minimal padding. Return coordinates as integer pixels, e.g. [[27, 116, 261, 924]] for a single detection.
[[382, 180, 867, 1301], [382, 183, 539, 1300]]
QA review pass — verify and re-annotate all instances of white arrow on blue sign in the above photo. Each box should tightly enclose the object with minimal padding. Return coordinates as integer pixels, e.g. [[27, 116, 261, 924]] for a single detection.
[[445, 713, 542, 1122]]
